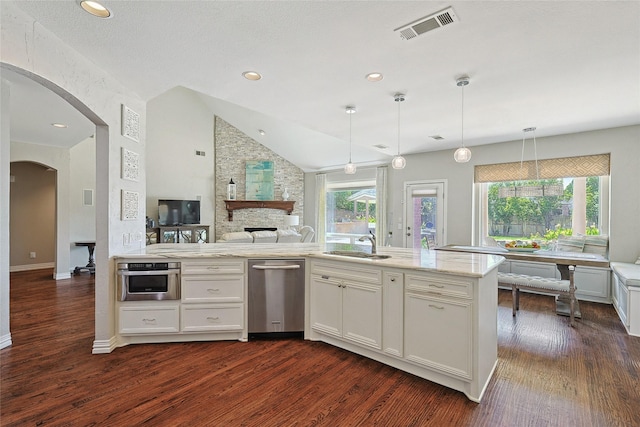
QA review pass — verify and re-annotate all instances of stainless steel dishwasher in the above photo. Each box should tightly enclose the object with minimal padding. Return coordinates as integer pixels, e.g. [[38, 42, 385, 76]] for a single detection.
[[248, 259, 305, 337]]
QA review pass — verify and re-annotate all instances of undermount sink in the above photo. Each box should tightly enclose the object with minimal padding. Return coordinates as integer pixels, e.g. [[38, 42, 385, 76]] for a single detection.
[[324, 250, 391, 260]]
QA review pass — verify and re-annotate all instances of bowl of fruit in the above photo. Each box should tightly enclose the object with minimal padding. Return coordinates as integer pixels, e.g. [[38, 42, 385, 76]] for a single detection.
[[503, 240, 541, 252]]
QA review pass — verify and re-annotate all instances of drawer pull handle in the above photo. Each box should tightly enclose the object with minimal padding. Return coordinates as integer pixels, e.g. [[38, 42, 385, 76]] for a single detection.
[[322, 275, 330, 280], [428, 304, 444, 310], [142, 318, 156, 323], [390, 278, 396, 282], [429, 284, 445, 288], [207, 316, 220, 321], [207, 288, 220, 293], [207, 266, 220, 270]]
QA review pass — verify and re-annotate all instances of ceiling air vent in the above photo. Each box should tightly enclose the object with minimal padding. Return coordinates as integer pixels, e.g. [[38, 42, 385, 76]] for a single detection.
[[373, 144, 389, 150], [394, 7, 458, 40]]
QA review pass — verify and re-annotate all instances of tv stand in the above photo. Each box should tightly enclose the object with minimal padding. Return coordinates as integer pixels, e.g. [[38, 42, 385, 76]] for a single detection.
[[146, 225, 210, 244]]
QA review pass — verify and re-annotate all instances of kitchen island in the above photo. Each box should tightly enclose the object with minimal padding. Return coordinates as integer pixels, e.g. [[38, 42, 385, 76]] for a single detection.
[[114, 243, 504, 402]]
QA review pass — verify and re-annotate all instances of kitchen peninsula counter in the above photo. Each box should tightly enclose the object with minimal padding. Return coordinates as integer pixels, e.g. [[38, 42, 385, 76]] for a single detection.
[[114, 243, 503, 402], [115, 243, 504, 278]]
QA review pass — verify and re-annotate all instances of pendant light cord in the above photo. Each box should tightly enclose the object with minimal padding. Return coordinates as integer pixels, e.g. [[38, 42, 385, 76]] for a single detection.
[[397, 98, 401, 156], [460, 83, 465, 148], [349, 111, 353, 162], [520, 127, 540, 181]]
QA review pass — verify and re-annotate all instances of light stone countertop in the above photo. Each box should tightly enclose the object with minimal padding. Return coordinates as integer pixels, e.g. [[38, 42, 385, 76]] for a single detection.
[[115, 243, 505, 278]]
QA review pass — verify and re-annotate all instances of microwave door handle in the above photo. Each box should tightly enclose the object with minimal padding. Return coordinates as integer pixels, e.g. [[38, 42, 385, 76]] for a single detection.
[[118, 269, 181, 276], [251, 264, 301, 270]]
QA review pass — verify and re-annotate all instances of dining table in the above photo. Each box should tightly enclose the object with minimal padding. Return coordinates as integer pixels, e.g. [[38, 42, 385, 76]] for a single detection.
[[435, 244, 610, 317]]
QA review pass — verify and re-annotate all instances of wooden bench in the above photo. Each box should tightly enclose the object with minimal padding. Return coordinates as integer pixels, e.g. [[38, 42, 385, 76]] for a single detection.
[[497, 266, 576, 326]]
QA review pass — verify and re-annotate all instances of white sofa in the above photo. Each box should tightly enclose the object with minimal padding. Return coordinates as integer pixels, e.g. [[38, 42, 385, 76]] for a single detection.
[[218, 227, 315, 243]]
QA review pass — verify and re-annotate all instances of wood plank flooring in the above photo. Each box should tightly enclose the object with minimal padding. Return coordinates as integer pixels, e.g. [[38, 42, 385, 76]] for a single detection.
[[2, 269, 639, 426]]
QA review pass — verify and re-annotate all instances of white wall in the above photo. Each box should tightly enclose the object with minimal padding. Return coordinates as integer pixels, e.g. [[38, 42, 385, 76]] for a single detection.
[[1, 79, 11, 349], [69, 137, 96, 269], [2, 3, 146, 353], [306, 125, 640, 263], [146, 87, 215, 226]]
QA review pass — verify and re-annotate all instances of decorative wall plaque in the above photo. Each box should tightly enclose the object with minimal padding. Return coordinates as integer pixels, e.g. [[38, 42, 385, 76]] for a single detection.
[[121, 104, 140, 142], [121, 190, 139, 220], [121, 147, 139, 181]]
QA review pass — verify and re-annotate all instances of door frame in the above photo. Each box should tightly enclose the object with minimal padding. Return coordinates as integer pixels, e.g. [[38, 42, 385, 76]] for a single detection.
[[403, 180, 447, 248]]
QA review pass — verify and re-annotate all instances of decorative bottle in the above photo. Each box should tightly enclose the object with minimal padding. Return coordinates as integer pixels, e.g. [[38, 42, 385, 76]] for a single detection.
[[282, 188, 290, 201]]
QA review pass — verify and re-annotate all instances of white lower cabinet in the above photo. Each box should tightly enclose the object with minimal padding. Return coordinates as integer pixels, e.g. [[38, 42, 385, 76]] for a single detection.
[[382, 271, 404, 357], [404, 292, 472, 380], [119, 303, 180, 335], [181, 260, 246, 336], [310, 260, 382, 350]]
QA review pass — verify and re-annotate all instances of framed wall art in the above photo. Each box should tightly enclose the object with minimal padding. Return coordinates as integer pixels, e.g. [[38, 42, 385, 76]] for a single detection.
[[121, 104, 140, 142], [245, 160, 274, 200]]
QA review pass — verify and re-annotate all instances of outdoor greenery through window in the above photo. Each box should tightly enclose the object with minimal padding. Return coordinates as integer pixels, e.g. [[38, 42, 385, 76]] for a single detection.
[[326, 185, 376, 246], [486, 176, 604, 248]]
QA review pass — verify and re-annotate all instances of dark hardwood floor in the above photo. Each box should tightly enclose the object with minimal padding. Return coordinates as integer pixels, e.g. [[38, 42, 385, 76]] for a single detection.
[[2, 269, 639, 426]]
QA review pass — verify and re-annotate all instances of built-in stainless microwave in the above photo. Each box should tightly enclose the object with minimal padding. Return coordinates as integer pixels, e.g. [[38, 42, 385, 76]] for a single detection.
[[117, 262, 181, 301]]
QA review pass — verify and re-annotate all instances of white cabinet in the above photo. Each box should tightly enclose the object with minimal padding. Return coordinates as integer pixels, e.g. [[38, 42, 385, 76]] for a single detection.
[[310, 260, 382, 350], [118, 303, 180, 335], [404, 274, 473, 380], [181, 260, 246, 336], [382, 271, 403, 357]]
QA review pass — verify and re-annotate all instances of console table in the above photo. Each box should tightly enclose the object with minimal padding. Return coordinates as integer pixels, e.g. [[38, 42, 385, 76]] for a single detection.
[[146, 225, 210, 244]]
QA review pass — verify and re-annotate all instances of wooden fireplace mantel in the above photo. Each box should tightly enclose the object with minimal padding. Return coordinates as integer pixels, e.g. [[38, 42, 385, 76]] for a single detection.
[[224, 200, 295, 221]]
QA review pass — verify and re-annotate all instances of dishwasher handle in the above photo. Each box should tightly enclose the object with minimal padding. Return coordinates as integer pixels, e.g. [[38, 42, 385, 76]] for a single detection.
[[251, 264, 301, 270]]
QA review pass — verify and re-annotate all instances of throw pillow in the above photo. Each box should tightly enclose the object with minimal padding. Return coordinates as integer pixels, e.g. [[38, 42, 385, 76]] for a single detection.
[[555, 235, 586, 252]]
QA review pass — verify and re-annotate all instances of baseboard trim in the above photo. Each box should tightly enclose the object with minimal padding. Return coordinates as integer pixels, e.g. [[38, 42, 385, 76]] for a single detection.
[[0, 333, 13, 350], [92, 336, 117, 354], [9, 262, 54, 272], [54, 271, 72, 280]]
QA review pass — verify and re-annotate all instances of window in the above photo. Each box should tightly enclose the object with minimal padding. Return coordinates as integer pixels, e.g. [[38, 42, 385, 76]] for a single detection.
[[325, 180, 377, 246], [475, 154, 610, 247]]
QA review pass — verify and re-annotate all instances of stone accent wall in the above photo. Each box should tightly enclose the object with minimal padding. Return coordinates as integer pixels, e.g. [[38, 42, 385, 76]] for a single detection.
[[214, 117, 304, 240]]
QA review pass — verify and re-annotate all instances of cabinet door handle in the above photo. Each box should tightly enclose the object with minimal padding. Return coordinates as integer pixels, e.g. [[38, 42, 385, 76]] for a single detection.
[[428, 304, 444, 310], [390, 277, 396, 282], [207, 288, 220, 293]]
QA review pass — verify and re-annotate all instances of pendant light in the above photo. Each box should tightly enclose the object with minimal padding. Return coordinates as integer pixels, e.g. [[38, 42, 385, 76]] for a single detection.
[[453, 76, 472, 163], [392, 93, 406, 169], [344, 106, 357, 174]]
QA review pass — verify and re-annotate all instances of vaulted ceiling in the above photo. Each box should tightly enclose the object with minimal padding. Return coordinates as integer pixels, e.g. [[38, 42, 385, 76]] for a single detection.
[[4, 1, 640, 171]]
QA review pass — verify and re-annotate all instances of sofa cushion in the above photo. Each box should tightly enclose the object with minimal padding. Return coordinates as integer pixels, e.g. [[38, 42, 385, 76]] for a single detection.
[[611, 262, 640, 288], [276, 229, 302, 243], [219, 231, 253, 243], [251, 230, 277, 243]]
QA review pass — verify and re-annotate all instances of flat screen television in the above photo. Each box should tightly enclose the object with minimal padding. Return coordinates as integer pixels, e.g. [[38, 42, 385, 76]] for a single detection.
[[158, 199, 200, 226]]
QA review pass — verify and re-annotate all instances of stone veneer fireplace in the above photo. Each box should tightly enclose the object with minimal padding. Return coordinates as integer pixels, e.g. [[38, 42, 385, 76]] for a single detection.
[[214, 117, 304, 241]]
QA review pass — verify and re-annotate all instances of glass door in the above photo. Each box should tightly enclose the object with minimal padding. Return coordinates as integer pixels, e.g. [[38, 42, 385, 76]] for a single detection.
[[404, 181, 445, 249]]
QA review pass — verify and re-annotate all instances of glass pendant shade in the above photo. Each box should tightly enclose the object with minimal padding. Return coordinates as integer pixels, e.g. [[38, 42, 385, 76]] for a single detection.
[[392, 155, 406, 169], [454, 146, 472, 163], [344, 162, 357, 174]]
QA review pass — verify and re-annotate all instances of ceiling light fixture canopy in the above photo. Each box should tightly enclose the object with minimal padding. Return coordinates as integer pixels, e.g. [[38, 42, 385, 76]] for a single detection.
[[344, 106, 357, 174], [392, 93, 406, 169], [454, 76, 472, 163], [80, 1, 111, 18], [366, 72, 384, 82]]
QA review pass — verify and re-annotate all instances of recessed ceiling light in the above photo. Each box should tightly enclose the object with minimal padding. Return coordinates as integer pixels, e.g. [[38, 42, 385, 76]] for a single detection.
[[242, 71, 262, 81], [258, 129, 266, 135], [429, 135, 444, 140], [51, 123, 67, 128], [366, 72, 384, 82], [80, 1, 111, 18]]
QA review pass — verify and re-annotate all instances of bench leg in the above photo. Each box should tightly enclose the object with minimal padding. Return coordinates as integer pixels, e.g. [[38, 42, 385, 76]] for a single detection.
[[512, 285, 519, 316]]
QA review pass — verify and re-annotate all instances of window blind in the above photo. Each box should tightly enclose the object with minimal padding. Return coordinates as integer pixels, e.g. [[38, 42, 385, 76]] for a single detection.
[[474, 153, 610, 183]]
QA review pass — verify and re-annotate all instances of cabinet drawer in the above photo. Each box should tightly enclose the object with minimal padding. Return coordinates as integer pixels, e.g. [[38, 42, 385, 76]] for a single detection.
[[119, 304, 180, 335], [182, 275, 244, 303], [181, 304, 244, 332], [310, 260, 382, 284], [182, 260, 245, 275], [406, 274, 472, 299]]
